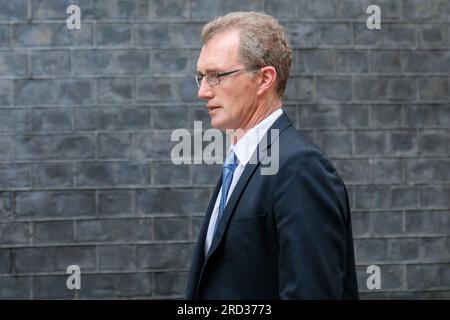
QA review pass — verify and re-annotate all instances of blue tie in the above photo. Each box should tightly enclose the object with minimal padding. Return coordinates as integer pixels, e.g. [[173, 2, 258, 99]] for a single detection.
[[214, 150, 238, 234]]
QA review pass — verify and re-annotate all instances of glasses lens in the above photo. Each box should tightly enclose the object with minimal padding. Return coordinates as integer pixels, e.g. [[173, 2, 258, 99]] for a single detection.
[[207, 73, 220, 86], [195, 73, 203, 88]]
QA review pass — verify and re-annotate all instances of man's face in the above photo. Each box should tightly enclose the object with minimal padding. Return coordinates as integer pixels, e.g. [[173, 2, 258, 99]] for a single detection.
[[196, 29, 259, 131]]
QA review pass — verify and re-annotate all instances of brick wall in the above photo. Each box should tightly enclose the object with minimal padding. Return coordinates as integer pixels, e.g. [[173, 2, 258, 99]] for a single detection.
[[0, 0, 449, 299]]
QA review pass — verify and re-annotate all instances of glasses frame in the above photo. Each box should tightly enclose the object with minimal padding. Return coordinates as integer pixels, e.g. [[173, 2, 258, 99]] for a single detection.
[[195, 68, 245, 88]]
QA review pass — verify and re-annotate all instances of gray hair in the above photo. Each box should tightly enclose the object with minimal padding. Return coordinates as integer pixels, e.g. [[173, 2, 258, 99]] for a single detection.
[[201, 11, 293, 98]]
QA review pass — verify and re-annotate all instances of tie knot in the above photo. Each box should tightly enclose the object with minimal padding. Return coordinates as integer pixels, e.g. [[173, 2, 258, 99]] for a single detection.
[[224, 150, 238, 171]]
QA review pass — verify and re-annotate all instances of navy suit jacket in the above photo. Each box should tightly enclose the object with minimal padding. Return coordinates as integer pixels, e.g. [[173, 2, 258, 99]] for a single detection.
[[186, 112, 359, 299]]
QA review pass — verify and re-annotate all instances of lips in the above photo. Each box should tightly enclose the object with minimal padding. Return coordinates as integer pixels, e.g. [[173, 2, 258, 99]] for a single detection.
[[207, 106, 221, 111]]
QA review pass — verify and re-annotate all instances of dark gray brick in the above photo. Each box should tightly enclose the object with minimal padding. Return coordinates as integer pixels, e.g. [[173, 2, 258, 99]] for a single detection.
[[418, 237, 450, 262], [316, 77, 352, 102], [97, 78, 132, 103], [154, 217, 189, 240], [421, 185, 450, 209], [31, 51, 71, 77], [76, 107, 150, 131], [355, 131, 386, 156], [14, 24, 93, 47], [298, 50, 368, 74], [190, 0, 263, 20], [98, 190, 133, 216], [420, 131, 449, 155], [191, 163, 221, 186], [355, 238, 388, 262], [282, 23, 319, 48], [136, 78, 174, 102], [371, 105, 403, 128], [32, 162, 73, 187], [266, 0, 297, 18], [403, 0, 450, 22], [355, 186, 418, 211], [372, 211, 404, 235], [0, 222, 29, 245], [420, 24, 448, 46], [370, 51, 402, 73], [0, 0, 27, 21], [0, 137, 10, 161], [314, 131, 352, 157], [14, 79, 91, 105], [16, 190, 95, 218], [137, 243, 192, 270], [75, 218, 152, 242], [332, 159, 371, 184], [33, 275, 75, 299], [32, 0, 149, 20], [0, 276, 31, 299], [30, 108, 73, 133], [340, 105, 370, 128], [96, 24, 132, 46], [0, 80, 12, 105], [296, 0, 400, 19], [73, 50, 149, 76], [151, 162, 189, 186], [372, 159, 403, 184], [191, 216, 203, 240], [75, 162, 149, 187], [350, 212, 371, 237], [388, 131, 418, 156], [136, 188, 210, 214], [98, 133, 133, 159], [176, 77, 203, 103], [0, 25, 9, 47], [79, 273, 152, 299], [135, 24, 202, 47], [149, 0, 188, 19], [319, 23, 352, 46], [134, 132, 175, 160], [0, 192, 12, 220], [405, 210, 450, 235], [403, 51, 450, 73], [154, 271, 188, 297], [151, 106, 190, 130], [12, 135, 95, 160], [0, 109, 28, 133], [152, 50, 190, 75], [407, 158, 450, 183], [299, 105, 340, 129], [354, 23, 416, 47], [389, 238, 419, 262], [0, 164, 30, 188], [0, 249, 11, 273], [405, 105, 450, 128], [407, 264, 450, 290], [33, 220, 74, 244], [0, 53, 28, 77], [285, 77, 314, 101], [356, 77, 417, 102], [99, 245, 135, 270], [13, 246, 96, 273], [419, 78, 450, 102]]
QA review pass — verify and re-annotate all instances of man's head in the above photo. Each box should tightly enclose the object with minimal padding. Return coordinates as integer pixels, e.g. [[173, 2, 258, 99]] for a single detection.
[[196, 12, 292, 132]]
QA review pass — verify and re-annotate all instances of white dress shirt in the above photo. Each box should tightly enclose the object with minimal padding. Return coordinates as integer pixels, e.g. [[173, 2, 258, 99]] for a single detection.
[[204, 108, 283, 256]]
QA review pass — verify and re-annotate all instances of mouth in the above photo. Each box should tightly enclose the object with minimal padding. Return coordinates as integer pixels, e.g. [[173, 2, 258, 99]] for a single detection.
[[207, 105, 222, 112]]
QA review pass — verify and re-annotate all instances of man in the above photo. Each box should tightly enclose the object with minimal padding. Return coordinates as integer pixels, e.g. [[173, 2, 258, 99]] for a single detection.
[[186, 11, 359, 299]]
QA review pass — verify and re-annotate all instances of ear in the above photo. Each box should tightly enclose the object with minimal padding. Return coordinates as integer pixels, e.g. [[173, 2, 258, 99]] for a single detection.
[[256, 66, 277, 96]]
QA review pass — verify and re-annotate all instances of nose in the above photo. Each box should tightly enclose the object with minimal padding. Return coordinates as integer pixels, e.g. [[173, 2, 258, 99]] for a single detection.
[[197, 78, 214, 100]]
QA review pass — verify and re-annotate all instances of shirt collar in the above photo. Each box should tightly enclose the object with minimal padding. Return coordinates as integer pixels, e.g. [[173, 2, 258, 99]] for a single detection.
[[230, 108, 283, 166]]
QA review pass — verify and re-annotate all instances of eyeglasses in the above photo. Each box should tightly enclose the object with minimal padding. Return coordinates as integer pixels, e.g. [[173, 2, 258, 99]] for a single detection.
[[195, 68, 244, 88]]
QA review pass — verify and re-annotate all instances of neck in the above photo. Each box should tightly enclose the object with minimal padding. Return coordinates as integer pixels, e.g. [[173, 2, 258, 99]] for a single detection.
[[229, 97, 281, 144]]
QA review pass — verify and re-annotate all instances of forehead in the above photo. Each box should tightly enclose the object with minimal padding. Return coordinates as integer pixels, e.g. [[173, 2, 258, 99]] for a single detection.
[[197, 29, 241, 72]]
